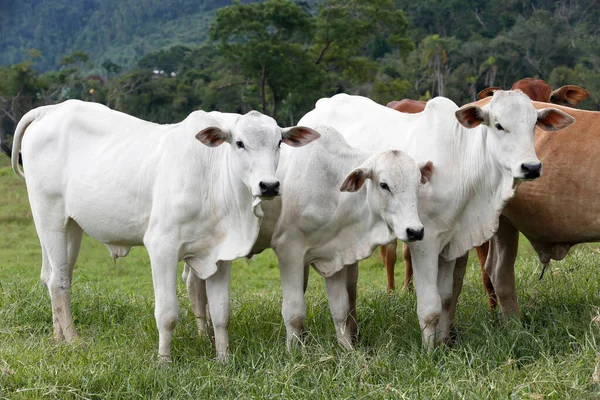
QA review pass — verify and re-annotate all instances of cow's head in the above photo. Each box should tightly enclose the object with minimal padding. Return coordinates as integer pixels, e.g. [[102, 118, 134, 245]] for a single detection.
[[340, 151, 431, 242], [196, 111, 320, 200], [456, 90, 575, 181]]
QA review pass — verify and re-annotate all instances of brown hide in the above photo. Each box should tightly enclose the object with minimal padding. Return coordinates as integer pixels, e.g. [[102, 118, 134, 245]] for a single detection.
[[386, 99, 427, 114]]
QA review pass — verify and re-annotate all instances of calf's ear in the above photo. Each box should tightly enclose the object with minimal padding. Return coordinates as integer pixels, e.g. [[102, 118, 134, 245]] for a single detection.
[[550, 85, 590, 107], [419, 161, 434, 184], [477, 86, 502, 100], [281, 126, 321, 147], [536, 108, 576, 132], [340, 168, 372, 192], [455, 106, 488, 128], [196, 126, 231, 147]]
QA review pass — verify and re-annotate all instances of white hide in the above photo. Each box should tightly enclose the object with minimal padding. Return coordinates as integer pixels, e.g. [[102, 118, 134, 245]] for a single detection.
[[298, 91, 571, 348], [257, 126, 424, 272], [12, 99, 320, 360]]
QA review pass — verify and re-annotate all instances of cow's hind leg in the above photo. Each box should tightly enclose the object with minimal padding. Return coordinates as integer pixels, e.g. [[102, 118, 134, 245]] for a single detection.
[[325, 267, 353, 350], [37, 219, 83, 343], [205, 260, 231, 361], [183, 263, 211, 338]]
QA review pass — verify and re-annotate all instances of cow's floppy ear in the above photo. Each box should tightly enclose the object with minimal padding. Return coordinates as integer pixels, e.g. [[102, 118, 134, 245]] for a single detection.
[[550, 85, 590, 106], [536, 108, 576, 131], [340, 168, 372, 192], [281, 126, 321, 147], [419, 161, 434, 184], [196, 126, 230, 147], [477, 86, 502, 100], [455, 106, 488, 128]]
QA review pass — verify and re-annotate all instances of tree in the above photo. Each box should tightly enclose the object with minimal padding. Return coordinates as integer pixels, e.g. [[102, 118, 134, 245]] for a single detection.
[[311, 0, 413, 92], [210, 0, 319, 121]]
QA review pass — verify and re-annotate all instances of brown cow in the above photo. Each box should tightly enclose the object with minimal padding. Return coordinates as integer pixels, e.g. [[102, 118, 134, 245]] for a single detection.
[[383, 79, 589, 300]]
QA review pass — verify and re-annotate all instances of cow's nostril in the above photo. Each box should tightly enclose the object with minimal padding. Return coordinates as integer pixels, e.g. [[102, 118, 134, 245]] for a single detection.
[[521, 162, 542, 179], [406, 227, 425, 241], [259, 181, 280, 196]]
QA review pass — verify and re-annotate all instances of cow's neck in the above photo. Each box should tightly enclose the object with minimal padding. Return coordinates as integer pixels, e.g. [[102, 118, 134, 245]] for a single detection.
[[439, 123, 516, 260]]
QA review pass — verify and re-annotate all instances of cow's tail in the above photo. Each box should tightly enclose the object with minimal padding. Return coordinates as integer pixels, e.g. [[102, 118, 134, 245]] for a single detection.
[[12, 107, 47, 180]]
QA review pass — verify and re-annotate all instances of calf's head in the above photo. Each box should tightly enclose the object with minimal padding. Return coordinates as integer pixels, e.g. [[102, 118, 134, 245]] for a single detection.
[[196, 111, 320, 199], [340, 150, 432, 242], [456, 90, 575, 180]]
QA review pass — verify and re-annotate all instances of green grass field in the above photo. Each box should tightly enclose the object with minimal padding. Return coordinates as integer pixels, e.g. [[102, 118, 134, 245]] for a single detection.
[[0, 156, 599, 399]]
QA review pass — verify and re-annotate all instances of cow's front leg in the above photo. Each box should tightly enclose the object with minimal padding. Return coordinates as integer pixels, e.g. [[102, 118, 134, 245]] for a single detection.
[[145, 237, 180, 362], [436, 256, 457, 345], [345, 262, 359, 342], [324, 267, 353, 350], [408, 240, 441, 351], [448, 253, 469, 334], [276, 244, 307, 350], [182, 263, 211, 338], [206, 260, 231, 361], [486, 216, 520, 316]]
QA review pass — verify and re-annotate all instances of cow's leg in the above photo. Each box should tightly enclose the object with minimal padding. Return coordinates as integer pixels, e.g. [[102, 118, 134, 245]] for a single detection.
[[447, 253, 468, 330], [276, 245, 307, 350], [182, 263, 211, 338], [346, 262, 359, 342], [403, 243, 414, 291], [476, 242, 497, 310], [145, 237, 179, 362], [206, 260, 231, 361], [324, 267, 352, 350], [37, 220, 81, 343], [303, 264, 310, 294], [409, 240, 441, 350], [435, 256, 457, 345], [486, 216, 520, 316], [382, 241, 397, 292]]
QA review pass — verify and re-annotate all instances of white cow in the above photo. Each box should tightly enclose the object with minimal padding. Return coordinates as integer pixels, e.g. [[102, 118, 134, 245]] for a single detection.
[[298, 92, 575, 348], [184, 125, 431, 349], [12, 99, 320, 361]]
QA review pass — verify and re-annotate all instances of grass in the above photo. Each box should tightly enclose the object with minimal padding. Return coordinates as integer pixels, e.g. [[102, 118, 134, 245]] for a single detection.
[[0, 156, 599, 399]]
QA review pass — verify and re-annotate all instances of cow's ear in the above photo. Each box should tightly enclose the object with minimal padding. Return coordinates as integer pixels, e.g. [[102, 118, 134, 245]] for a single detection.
[[281, 126, 321, 147], [196, 126, 230, 147], [340, 168, 372, 192], [477, 86, 502, 100], [419, 161, 434, 184], [550, 85, 590, 106], [455, 106, 488, 128], [536, 108, 576, 131]]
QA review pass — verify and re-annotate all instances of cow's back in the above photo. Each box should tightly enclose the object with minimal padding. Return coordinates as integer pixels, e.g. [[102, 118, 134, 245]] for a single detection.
[[503, 103, 600, 243]]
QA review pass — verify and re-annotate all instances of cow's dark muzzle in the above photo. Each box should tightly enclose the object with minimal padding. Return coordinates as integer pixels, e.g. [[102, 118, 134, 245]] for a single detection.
[[406, 227, 425, 242], [521, 162, 542, 180], [259, 181, 280, 197]]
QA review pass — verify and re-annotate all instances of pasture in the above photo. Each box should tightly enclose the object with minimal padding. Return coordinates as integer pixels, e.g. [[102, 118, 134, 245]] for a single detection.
[[0, 155, 599, 399]]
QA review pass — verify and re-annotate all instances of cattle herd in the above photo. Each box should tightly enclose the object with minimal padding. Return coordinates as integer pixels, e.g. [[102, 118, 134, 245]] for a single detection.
[[9, 77, 595, 362]]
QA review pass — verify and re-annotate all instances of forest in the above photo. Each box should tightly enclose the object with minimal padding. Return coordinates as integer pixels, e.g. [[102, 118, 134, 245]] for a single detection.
[[1, 0, 599, 142]]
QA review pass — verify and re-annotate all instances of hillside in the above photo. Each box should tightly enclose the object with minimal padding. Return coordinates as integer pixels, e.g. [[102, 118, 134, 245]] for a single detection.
[[0, 0, 250, 71]]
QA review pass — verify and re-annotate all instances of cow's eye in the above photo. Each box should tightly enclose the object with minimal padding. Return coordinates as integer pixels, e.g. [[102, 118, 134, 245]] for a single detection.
[[278, 140, 282, 148], [495, 123, 504, 131], [236, 141, 245, 149], [379, 182, 391, 192]]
